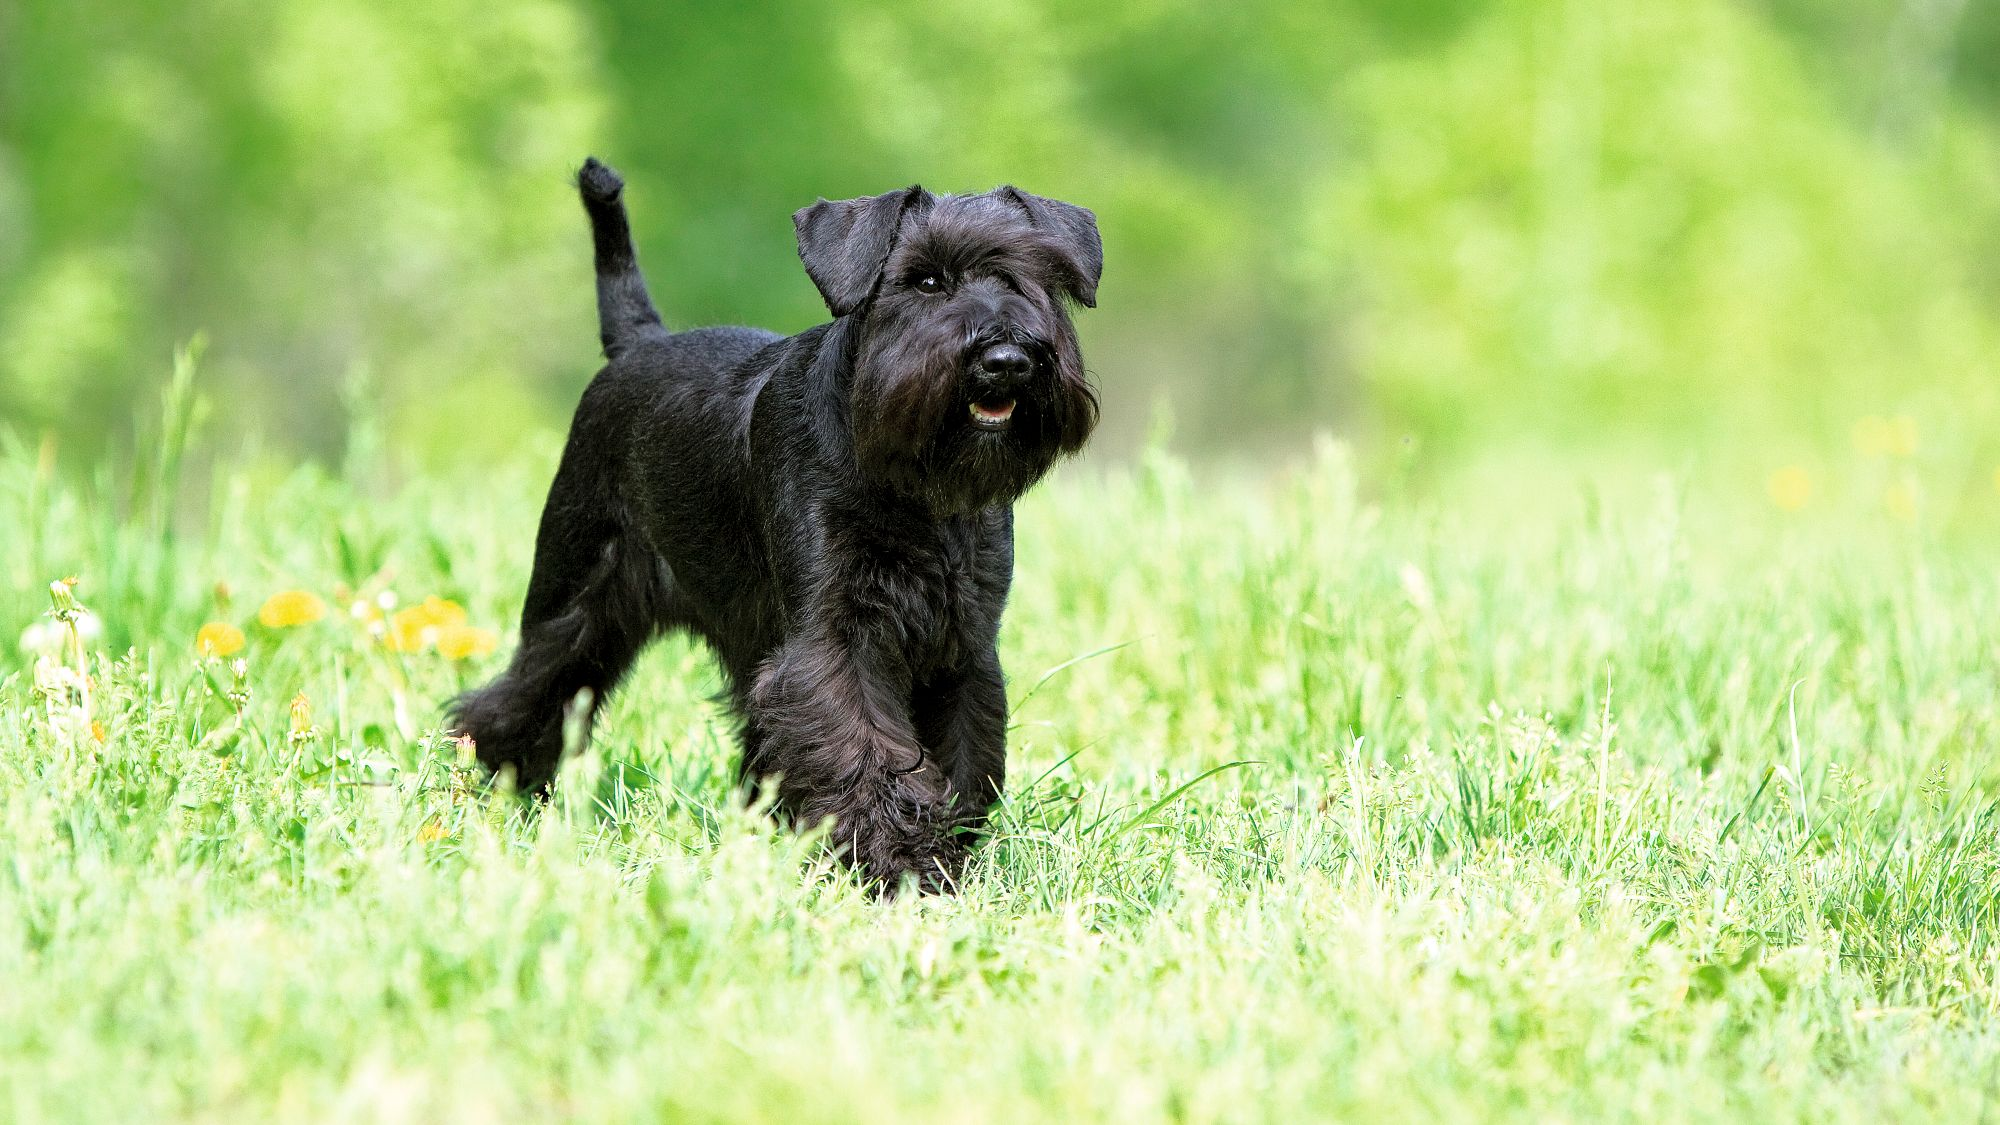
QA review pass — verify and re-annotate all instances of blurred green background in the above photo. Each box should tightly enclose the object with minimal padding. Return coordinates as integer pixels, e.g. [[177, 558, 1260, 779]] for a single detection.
[[3, 0, 1998, 489]]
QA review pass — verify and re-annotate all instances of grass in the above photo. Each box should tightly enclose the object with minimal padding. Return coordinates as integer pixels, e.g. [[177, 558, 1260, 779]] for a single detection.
[[6, 389, 2000, 1121]]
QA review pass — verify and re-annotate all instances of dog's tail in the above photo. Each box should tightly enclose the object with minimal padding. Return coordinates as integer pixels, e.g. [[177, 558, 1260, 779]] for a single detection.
[[577, 157, 666, 359]]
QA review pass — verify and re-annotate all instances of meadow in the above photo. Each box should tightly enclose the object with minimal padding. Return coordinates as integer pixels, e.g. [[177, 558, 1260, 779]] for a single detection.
[[5, 365, 2000, 1122], [10, 0, 2000, 1119]]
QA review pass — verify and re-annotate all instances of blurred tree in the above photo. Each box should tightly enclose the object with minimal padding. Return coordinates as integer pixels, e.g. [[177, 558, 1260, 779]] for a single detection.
[[1, 0, 1996, 469], [1, 0, 605, 459]]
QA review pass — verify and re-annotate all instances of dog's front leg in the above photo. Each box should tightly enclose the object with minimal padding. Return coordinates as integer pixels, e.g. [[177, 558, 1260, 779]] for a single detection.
[[914, 644, 1009, 831], [747, 626, 963, 892]]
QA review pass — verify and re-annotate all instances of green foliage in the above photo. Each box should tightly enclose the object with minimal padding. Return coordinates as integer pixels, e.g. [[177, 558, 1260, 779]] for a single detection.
[[4, 0, 1999, 464], [1, 0, 605, 457], [7, 377, 2000, 1117], [1326, 2, 2000, 459]]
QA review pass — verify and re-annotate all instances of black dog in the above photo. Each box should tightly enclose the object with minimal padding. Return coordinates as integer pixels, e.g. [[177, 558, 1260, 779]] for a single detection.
[[453, 158, 1100, 890]]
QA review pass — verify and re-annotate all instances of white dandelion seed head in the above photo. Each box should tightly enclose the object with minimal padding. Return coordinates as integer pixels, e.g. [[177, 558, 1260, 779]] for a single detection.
[[18, 620, 59, 655]]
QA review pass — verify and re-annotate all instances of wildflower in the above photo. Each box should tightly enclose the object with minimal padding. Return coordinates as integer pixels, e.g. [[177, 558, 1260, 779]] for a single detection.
[[435, 622, 499, 661], [41, 578, 100, 644], [18, 620, 61, 655], [90, 720, 107, 744], [258, 589, 327, 628], [417, 817, 449, 843], [195, 621, 246, 657], [288, 692, 319, 746], [349, 593, 386, 638], [385, 610, 426, 652], [31, 659, 88, 708], [344, 583, 373, 620], [386, 596, 467, 653], [227, 658, 252, 711], [28, 613, 104, 656], [1766, 466, 1811, 512], [48, 577, 83, 621]]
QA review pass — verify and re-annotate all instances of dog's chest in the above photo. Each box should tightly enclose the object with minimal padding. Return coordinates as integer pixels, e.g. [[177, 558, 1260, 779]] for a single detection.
[[854, 517, 993, 674]]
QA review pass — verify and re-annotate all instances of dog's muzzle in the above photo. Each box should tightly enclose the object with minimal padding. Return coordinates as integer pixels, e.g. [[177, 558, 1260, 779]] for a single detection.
[[968, 343, 1032, 431]]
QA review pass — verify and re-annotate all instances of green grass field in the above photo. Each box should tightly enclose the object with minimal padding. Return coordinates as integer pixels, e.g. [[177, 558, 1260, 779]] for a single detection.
[[6, 387, 2000, 1121]]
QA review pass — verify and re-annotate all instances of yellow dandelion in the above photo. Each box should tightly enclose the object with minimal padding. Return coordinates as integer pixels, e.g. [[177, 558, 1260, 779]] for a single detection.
[[385, 611, 425, 652], [258, 589, 327, 629], [1767, 466, 1812, 512], [289, 691, 315, 737], [435, 623, 498, 661], [195, 621, 246, 657], [90, 720, 108, 745], [417, 817, 449, 843], [385, 596, 468, 652], [1884, 480, 1919, 524]]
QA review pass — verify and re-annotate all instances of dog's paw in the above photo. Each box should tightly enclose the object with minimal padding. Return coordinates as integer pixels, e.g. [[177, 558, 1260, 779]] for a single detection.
[[823, 776, 969, 895]]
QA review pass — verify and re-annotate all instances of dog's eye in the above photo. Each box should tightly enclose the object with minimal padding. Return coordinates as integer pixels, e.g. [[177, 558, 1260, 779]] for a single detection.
[[912, 274, 945, 295]]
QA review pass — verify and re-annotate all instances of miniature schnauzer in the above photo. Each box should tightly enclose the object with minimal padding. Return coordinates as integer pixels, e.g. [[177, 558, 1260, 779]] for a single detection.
[[453, 157, 1101, 891]]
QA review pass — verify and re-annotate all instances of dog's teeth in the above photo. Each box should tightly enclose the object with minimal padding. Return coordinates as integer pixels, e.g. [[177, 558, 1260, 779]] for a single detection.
[[970, 399, 1016, 426]]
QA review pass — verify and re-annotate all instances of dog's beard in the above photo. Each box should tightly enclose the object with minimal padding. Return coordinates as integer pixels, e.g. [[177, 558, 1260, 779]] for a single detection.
[[852, 332, 1095, 515]]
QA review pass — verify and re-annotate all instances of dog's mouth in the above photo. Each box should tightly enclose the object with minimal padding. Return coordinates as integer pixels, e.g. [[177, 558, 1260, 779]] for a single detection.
[[968, 397, 1016, 430]]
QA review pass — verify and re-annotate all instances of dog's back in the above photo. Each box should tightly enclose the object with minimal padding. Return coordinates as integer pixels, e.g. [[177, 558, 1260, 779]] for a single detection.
[[571, 161, 789, 633]]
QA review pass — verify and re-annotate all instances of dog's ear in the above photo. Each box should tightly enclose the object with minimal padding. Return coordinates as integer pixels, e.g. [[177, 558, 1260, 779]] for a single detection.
[[794, 186, 932, 317], [998, 187, 1102, 308]]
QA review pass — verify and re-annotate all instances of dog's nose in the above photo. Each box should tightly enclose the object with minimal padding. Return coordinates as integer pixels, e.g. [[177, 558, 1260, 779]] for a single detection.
[[977, 343, 1032, 381]]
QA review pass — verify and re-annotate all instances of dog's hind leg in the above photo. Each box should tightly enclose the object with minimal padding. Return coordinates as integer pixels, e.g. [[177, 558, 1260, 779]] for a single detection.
[[451, 434, 667, 792]]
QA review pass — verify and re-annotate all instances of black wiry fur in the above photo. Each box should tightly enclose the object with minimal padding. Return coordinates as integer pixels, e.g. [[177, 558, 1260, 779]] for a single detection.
[[452, 158, 1101, 892]]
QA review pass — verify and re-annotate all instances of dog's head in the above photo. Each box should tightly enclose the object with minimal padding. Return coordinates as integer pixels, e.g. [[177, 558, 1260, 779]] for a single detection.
[[795, 185, 1100, 513]]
